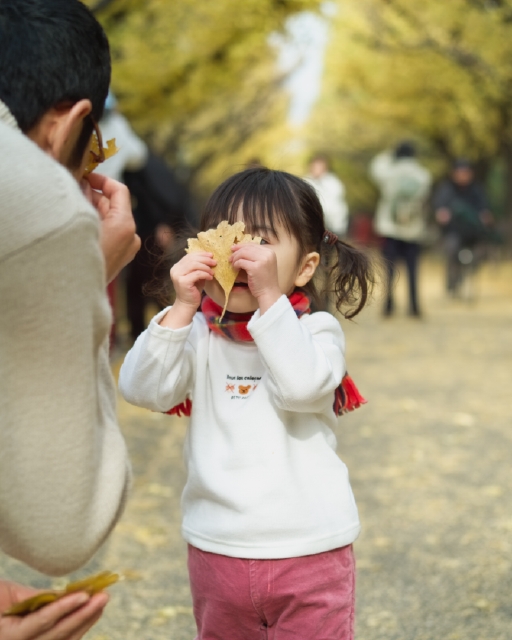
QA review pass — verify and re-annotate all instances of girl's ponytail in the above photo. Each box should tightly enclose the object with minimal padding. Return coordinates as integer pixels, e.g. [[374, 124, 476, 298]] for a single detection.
[[322, 232, 377, 319]]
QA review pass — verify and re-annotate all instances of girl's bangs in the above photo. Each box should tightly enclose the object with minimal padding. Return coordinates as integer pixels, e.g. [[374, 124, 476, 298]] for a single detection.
[[201, 170, 301, 242]]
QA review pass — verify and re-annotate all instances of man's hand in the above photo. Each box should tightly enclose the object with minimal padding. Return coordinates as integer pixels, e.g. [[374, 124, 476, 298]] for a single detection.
[[82, 173, 141, 283], [0, 580, 108, 640]]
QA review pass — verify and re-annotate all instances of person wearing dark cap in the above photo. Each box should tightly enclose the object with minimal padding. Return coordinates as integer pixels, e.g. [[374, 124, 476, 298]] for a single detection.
[[433, 159, 493, 295], [370, 142, 432, 317]]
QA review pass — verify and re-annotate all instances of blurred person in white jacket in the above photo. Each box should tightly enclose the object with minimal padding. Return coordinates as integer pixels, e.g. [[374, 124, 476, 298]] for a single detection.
[[370, 142, 432, 317], [96, 92, 148, 347], [305, 155, 349, 311], [304, 154, 349, 237], [95, 92, 148, 182]]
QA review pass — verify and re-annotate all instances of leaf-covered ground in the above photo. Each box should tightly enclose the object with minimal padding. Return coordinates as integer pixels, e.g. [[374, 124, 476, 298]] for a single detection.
[[2, 256, 511, 639]]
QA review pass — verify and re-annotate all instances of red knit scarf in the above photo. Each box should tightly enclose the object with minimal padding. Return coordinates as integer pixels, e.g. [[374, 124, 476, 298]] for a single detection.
[[167, 291, 366, 417]]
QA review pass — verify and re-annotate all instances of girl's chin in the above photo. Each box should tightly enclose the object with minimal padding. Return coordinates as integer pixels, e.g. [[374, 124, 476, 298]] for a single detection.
[[226, 301, 259, 314], [204, 284, 258, 314]]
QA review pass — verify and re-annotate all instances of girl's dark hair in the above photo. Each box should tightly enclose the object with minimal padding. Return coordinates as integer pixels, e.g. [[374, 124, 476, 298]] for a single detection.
[[195, 167, 375, 319]]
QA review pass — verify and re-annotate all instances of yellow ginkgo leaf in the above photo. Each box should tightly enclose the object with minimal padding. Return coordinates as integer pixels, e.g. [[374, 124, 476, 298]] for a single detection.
[[83, 137, 119, 176], [1, 571, 121, 617], [186, 221, 261, 319]]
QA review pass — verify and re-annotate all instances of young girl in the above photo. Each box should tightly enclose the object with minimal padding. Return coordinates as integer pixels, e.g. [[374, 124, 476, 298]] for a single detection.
[[119, 167, 374, 640]]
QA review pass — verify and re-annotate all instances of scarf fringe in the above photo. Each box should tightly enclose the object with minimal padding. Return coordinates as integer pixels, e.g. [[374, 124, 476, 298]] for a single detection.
[[334, 374, 367, 416], [166, 398, 192, 417]]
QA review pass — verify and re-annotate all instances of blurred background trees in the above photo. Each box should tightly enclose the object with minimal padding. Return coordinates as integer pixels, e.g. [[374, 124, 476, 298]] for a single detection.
[[309, 0, 512, 217], [85, 0, 322, 199], [85, 0, 512, 221]]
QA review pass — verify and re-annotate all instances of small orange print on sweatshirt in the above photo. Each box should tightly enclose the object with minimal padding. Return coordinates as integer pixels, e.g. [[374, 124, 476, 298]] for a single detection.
[[225, 384, 235, 393], [238, 385, 252, 395]]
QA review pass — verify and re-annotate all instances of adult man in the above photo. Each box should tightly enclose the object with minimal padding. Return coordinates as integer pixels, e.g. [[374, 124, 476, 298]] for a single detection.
[[370, 142, 432, 317], [0, 0, 139, 637], [433, 159, 493, 295]]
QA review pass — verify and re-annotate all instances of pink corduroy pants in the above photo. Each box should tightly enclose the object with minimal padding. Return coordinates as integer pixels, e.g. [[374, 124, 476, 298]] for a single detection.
[[187, 544, 356, 640]]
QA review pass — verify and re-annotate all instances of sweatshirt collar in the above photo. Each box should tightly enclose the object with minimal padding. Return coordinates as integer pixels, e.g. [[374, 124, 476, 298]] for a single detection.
[[0, 100, 20, 131]]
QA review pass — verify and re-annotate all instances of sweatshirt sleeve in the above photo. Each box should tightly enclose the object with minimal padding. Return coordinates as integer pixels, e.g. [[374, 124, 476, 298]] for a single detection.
[[248, 296, 346, 413], [0, 209, 131, 576], [119, 309, 197, 413]]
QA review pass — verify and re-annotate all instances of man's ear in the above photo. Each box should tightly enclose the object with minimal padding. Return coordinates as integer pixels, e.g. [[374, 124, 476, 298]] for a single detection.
[[47, 100, 93, 163], [28, 99, 92, 163], [295, 251, 320, 287]]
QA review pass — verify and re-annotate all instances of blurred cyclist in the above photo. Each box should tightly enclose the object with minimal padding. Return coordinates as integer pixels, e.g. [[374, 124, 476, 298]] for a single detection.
[[433, 159, 493, 295]]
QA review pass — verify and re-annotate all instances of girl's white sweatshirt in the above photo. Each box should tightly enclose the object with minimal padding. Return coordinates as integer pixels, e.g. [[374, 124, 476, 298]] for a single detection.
[[119, 295, 360, 558]]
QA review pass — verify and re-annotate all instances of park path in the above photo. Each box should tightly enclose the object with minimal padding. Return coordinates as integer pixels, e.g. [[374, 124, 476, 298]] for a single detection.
[[1, 256, 511, 640]]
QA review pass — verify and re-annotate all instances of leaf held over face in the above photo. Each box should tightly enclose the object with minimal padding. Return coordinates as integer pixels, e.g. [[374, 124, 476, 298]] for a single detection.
[[1, 571, 120, 617], [186, 221, 261, 320], [83, 137, 120, 176]]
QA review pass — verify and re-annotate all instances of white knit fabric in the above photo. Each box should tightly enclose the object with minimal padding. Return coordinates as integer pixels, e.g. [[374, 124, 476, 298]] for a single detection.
[[119, 295, 360, 559]]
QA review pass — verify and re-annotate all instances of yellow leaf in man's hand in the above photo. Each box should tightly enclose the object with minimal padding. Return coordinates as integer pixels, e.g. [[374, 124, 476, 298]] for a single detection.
[[83, 138, 120, 176]]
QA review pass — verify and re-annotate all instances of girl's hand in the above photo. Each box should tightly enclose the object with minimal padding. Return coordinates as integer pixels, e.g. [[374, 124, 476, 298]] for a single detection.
[[160, 252, 216, 329], [0, 580, 108, 640], [231, 244, 282, 313]]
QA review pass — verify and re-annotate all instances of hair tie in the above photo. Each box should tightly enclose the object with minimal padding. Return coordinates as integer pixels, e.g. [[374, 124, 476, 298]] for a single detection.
[[323, 230, 338, 245]]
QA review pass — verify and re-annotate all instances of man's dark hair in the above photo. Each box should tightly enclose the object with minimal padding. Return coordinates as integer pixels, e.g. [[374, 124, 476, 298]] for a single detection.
[[0, 0, 111, 147]]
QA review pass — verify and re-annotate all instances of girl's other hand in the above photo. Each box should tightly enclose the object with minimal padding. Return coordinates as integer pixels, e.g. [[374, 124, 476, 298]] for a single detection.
[[160, 252, 216, 329], [231, 244, 281, 313]]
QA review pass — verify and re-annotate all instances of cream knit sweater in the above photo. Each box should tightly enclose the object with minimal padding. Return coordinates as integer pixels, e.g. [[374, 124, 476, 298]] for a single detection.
[[0, 102, 131, 576]]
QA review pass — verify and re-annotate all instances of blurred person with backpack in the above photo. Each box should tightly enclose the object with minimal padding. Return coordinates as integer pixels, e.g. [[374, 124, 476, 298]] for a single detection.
[[370, 142, 432, 317], [433, 159, 494, 296]]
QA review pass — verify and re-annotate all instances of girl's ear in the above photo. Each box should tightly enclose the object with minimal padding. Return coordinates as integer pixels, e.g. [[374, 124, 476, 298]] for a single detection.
[[294, 251, 320, 287]]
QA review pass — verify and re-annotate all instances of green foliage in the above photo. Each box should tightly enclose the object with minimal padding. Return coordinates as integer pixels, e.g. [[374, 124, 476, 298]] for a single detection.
[[85, 0, 321, 197], [309, 0, 512, 214]]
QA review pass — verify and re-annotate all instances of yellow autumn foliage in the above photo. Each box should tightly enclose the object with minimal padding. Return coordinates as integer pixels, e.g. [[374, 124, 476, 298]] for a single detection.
[[84, 0, 322, 196], [308, 0, 512, 213]]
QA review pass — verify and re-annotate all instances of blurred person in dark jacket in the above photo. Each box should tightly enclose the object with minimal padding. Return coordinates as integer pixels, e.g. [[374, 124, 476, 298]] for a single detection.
[[123, 153, 194, 341], [433, 159, 493, 295]]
